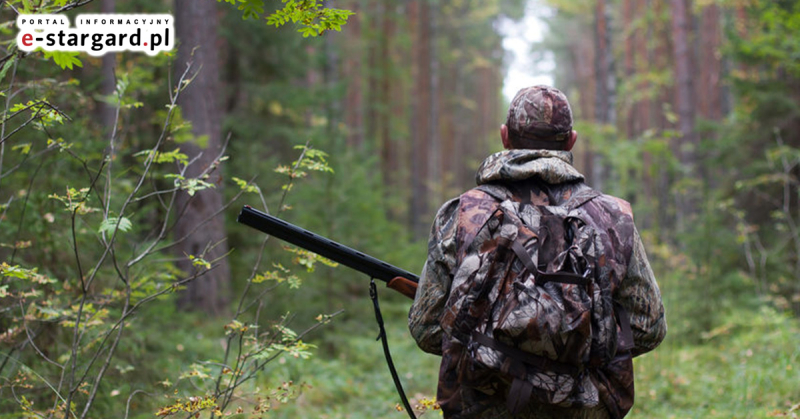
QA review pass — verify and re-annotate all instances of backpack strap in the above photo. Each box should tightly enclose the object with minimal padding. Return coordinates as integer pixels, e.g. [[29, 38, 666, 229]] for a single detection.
[[614, 302, 635, 353], [476, 183, 602, 211], [564, 188, 602, 211], [510, 240, 589, 286], [471, 331, 583, 415], [474, 184, 513, 202]]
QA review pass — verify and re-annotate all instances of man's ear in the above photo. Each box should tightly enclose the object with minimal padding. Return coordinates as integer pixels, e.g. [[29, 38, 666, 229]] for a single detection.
[[501, 124, 511, 150], [565, 130, 577, 151]]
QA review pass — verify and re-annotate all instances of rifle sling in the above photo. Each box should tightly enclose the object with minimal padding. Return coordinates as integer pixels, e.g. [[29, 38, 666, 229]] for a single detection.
[[370, 279, 417, 419]]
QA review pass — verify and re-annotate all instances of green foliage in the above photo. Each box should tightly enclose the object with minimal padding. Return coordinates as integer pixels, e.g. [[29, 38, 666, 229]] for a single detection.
[[631, 287, 800, 418], [42, 50, 83, 70], [541, 0, 596, 16], [220, 0, 354, 37], [282, 246, 338, 274], [232, 176, 261, 194], [0, 6, 341, 416], [133, 147, 190, 165], [253, 264, 300, 288], [97, 216, 133, 235], [726, 0, 800, 78], [3, 1, 799, 418]]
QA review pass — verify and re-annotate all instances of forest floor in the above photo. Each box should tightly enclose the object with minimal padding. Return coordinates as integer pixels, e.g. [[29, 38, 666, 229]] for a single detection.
[[246, 305, 800, 418], [262, 275, 800, 419], [80, 263, 800, 419]]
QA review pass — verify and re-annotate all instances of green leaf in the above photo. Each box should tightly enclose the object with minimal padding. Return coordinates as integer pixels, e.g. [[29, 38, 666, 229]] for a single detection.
[[232, 177, 260, 193], [12, 143, 32, 155], [133, 148, 189, 165], [98, 216, 133, 235], [239, 0, 265, 19], [0, 58, 15, 85], [42, 51, 83, 70], [188, 254, 211, 270]]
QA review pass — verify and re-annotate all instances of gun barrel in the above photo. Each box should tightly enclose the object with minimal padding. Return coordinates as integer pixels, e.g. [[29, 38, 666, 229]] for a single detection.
[[236, 206, 419, 284]]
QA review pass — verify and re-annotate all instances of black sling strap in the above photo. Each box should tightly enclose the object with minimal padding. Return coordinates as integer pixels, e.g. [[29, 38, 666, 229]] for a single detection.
[[510, 240, 589, 286], [370, 279, 417, 419]]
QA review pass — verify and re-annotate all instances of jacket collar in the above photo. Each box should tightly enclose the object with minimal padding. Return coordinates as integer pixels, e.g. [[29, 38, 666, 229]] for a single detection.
[[475, 149, 584, 185]]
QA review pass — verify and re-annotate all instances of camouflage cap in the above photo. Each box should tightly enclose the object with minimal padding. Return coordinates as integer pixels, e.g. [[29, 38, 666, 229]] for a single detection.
[[506, 85, 573, 142]]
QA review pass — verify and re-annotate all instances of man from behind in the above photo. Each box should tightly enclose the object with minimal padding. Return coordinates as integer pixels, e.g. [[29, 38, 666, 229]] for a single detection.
[[408, 86, 667, 419]]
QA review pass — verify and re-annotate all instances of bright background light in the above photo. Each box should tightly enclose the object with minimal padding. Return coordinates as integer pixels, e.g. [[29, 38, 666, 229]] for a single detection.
[[499, 1, 554, 102]]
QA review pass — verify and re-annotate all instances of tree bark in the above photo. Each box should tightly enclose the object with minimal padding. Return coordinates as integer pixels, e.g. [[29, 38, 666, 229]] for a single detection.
[[174, 0, 230, 315], [366, 1, 382, 147], [409, 0, 430, 239], [342, 0, 364, 148], [623, 0, 635, 139], [592, 0, 616, 192], [698, 3, 722, 122], [380, 1, 395, 193], [99, 0, 116, 133], [426, 0, 440, 204], [670, 0, 698, 222]]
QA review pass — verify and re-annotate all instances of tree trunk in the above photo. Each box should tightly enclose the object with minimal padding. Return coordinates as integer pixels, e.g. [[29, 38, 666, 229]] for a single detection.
[[380, 1, 395, 193], [623, 0, 635, 139], [426, 1, 441, 204], [670, 0, 698, 223], [593, 0, 615, 192], [390, 1, 409, 221], [343, 0, 364, 148], [174, 0, 230, 315], [698, 3, 722, 122], [366, 1, 382, 148], [567, 23, 596, 181], [99, 0, 116, 133], [640, 0, 656, 230], [409, 0, 430, 239]]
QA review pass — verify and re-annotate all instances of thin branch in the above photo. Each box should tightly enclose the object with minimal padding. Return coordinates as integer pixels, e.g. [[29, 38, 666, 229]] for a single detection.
[[8, 157, 44, 263], [103, 71, 122, 219], [0, 346, 17, 378], [79, 289, 131, 419], [0, 145, 56, 181], [0, 101, 71, 145], [56, 0, 96, 13], [215, 310, 343, 409], [0, 55, 20, 192], [84, 62, 194, 289], [20, 302, 64, 370], [0, 352, 74, 417], [62, 60, 192, 419], [124, 390, 155, 419]]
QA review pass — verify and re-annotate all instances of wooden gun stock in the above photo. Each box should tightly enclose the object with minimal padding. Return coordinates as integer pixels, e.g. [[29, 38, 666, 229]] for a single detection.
[[387, 276, 418, 299]]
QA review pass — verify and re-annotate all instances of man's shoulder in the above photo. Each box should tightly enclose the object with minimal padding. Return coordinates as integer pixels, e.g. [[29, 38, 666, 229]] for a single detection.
[[582, 190, 638, 259], [434, 188, 500, 218], [592, 192, 634, 220]]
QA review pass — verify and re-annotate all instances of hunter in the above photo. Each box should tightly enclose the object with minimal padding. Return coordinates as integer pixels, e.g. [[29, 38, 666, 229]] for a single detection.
[[408, 85, 667, 419]]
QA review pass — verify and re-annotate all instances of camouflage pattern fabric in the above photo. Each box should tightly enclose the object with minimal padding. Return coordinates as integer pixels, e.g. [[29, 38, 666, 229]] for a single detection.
[[409, 149, 667, 419], [506, 86, 573, 142]]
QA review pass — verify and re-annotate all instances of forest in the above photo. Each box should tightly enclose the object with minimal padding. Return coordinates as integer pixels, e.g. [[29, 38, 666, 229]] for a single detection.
[[0, 0, 798, 418]]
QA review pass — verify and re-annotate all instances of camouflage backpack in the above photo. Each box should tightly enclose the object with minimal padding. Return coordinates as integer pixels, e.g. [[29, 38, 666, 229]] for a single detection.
[[438, 184, 634, 417]]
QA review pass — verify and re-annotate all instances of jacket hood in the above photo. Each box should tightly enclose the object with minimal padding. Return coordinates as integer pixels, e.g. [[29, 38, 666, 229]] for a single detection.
[[475, 149, 584, 185]]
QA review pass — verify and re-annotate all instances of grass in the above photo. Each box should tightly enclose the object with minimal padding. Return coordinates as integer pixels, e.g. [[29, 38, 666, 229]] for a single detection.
[[254, 302, 799, 419], [631, 305, 799, 418], [255, 269, 800, 419], [3, 264, 797, 419]]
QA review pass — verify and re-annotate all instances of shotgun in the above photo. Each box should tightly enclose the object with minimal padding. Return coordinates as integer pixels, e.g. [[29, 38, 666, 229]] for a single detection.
[[236, 205, 418, 299]]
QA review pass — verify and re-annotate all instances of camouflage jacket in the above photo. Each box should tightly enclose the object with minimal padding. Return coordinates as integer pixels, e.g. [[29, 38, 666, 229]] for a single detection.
[[408, 149, 667, 418]]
